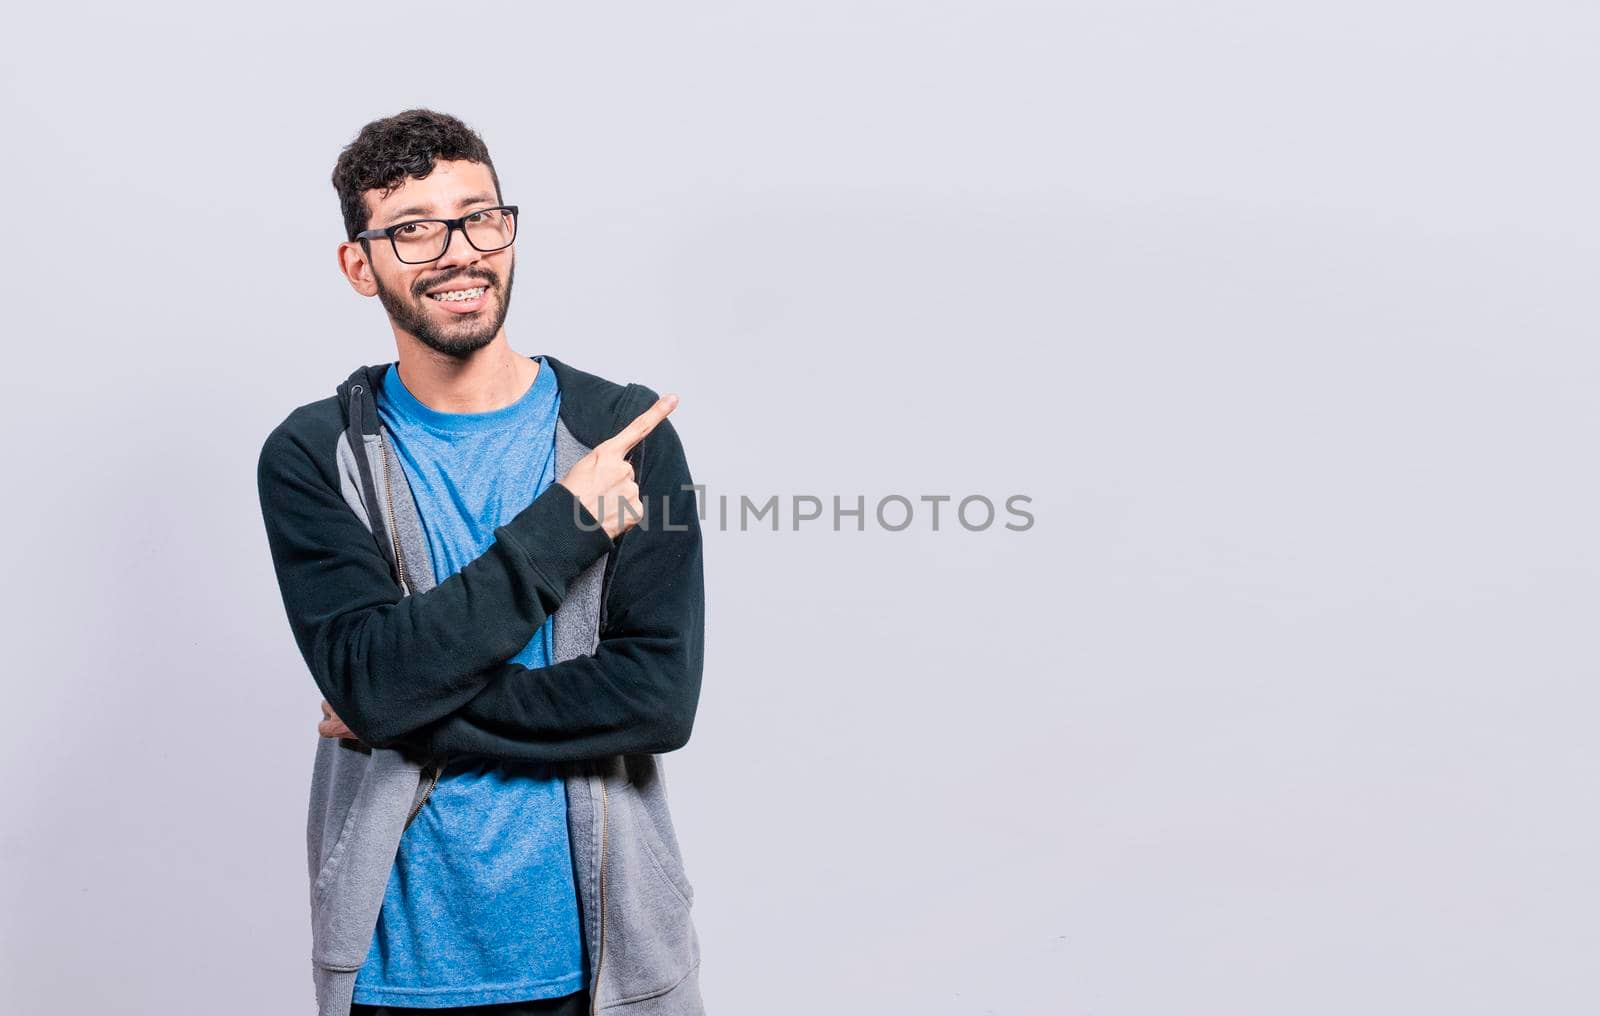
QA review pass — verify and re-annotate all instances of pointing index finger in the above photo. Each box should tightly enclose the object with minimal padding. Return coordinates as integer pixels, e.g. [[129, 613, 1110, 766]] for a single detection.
[[603, 392, 679, 455]]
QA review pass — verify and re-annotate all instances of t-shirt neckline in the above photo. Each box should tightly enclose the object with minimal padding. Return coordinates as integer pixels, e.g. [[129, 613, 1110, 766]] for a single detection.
[[379, 355, 555, 435]]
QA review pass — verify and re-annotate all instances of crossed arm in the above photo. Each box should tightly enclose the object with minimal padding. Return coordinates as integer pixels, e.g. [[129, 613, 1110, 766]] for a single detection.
[[258, 390, 704, 762]]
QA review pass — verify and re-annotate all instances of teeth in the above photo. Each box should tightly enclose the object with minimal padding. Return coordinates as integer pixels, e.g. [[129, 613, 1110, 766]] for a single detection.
[[428, 286, 486, 302]]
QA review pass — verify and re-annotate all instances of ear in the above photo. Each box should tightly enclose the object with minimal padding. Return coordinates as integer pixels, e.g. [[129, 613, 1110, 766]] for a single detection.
[[337, 240, 380, 297]]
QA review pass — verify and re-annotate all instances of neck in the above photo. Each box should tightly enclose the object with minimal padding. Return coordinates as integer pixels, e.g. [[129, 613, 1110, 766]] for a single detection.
[[391, 332, 539, 414]]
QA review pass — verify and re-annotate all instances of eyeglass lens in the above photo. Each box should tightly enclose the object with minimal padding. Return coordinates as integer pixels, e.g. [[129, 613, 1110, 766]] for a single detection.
[[393, 208, 516, 263]]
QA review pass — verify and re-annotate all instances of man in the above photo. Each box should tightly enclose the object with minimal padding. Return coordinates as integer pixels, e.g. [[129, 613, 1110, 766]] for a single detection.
[[255, 109, 707, 1016]]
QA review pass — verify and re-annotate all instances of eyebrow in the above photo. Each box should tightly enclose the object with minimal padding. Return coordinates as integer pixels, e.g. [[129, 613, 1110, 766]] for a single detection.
[[383, 194, 498, 224]]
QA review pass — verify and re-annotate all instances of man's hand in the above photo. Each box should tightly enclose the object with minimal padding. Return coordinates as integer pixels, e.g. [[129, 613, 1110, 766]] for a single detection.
[[558, 393, 679, 539], [318, 699, 357, 741]]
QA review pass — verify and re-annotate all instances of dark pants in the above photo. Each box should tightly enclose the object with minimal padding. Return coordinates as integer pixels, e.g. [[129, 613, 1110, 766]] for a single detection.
[[349, 989, 589, 1016]]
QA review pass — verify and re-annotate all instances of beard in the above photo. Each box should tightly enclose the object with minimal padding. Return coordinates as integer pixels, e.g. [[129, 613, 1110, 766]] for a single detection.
[[374, 258, 516, 360]]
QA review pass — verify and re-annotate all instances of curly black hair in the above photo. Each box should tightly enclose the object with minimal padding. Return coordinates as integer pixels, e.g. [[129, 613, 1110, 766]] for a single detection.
[[330, 108, 503, 242]]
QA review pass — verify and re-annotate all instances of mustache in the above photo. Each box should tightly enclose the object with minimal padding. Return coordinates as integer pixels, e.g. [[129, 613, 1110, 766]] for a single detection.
[[414, 269, 497, 298]]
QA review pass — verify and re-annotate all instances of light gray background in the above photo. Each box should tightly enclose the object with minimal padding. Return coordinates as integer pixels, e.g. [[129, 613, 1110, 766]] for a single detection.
[[1, 2, 1594, 1013]]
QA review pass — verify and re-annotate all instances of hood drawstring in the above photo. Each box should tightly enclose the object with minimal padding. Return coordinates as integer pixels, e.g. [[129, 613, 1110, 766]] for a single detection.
[[342, 369, 402, 586]]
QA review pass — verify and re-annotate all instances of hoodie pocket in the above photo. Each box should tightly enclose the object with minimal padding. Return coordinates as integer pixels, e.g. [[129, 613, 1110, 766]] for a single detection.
[[311, 801, 361, 903], [629, 783, 695, 908], [595, 763, 700, 1007], [308, 749, 424, 971]]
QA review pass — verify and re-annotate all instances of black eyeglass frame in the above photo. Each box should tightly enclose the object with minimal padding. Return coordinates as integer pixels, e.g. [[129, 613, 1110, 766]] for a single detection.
[[354, 205, 520, 264]]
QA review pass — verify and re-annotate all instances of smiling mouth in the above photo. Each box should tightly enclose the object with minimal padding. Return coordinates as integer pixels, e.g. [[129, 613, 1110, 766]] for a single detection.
[[426, 285, 488, 303]]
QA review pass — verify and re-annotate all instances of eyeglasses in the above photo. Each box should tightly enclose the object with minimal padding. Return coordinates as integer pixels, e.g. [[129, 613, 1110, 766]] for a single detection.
[[355, 205, 519, 265]]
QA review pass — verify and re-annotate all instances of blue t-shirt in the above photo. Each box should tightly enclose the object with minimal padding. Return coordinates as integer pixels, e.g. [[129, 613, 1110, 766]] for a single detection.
[[352, 355, 586, 1007]]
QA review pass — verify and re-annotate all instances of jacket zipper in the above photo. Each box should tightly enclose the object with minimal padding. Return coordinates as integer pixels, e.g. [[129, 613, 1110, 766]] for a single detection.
[[377, 411, 439, 827], [588, 409, 638, 1011], [405, 761, 441, 829], [592, 772, 608, 1015], [587, 411, 639, 1009]]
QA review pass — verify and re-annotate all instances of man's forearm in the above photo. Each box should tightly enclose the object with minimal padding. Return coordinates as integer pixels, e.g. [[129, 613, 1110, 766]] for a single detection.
[[259, 428, 614, 745], [375, 410, 705, 762], [391, 634, 703, 762]]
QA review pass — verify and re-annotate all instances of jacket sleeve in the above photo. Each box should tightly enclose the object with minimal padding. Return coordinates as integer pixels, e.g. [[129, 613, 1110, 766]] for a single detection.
[[256, 422, 615, 747], [393, 404, 705, 762]]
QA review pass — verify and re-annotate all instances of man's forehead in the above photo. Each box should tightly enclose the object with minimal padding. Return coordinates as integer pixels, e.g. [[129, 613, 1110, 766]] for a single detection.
[[365, 159, 496, 221]]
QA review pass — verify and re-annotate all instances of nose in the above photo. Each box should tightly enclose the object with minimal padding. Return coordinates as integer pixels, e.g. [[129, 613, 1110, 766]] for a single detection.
[[430, 221, 482, 273]]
